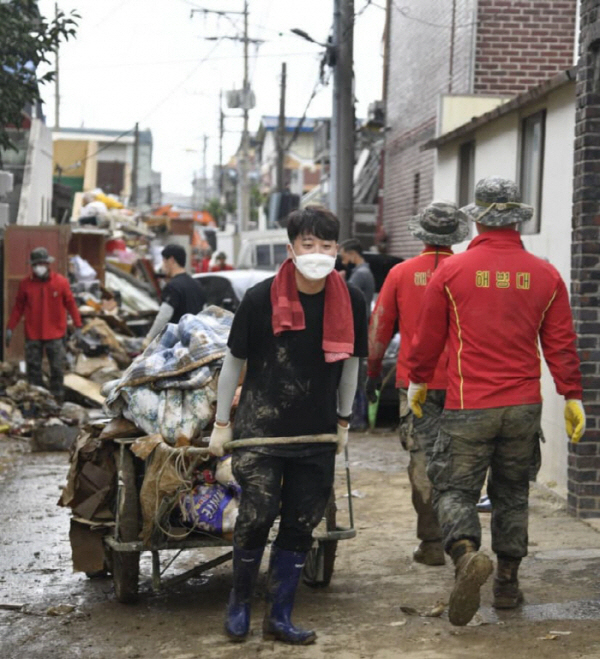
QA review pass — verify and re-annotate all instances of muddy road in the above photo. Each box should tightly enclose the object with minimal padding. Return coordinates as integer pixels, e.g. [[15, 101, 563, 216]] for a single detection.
[[2, 429, 600, 659]]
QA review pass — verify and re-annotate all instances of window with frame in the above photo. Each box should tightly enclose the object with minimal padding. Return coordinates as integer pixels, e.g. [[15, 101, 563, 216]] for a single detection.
[[519, 110, 545, 235]]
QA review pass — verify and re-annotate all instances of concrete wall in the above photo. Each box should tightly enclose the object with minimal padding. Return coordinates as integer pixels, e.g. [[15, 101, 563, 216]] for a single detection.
[[433, 81, 576, 496]]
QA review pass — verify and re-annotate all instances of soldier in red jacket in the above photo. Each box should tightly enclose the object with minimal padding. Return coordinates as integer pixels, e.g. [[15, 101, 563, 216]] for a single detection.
[[367, 201, 468, 567], [407, 176, 585, 626], [5, 247, 82, 403]]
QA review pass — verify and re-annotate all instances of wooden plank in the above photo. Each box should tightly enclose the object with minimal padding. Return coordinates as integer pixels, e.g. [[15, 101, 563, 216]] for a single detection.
[[64, 373, 105, 406]]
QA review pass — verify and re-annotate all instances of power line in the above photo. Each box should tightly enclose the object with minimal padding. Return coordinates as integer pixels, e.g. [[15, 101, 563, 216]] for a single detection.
[[139, 37, 225, 123], [55, 38, 225, 173], [59, 50, 321, 72], [391, 2, 475, 29]]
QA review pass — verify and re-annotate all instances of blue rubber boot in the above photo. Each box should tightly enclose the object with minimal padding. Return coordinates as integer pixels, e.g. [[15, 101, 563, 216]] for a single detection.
[[225, 546, 264, 642], [262, 545, 317, 645]]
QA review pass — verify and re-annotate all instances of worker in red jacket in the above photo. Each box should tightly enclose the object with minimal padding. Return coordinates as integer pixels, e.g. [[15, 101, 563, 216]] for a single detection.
[[210, 252, 234, 272], [367, 200, 468, 567], [5, 247, 82, 403], [406, 176, 585, 626]]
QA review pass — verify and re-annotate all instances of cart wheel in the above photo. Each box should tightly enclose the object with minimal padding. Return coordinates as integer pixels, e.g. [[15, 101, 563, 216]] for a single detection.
[[111, 446, 141, 604], [303, 491, 338, 588]]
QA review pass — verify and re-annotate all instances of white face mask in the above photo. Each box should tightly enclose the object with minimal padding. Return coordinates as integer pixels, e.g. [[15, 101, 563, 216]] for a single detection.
[[33, 265, 48, 278], [290, 246, 336, 281]]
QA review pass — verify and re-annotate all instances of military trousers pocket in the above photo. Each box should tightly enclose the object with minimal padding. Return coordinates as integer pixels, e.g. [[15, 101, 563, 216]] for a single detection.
[[426, 430, 453, 490]]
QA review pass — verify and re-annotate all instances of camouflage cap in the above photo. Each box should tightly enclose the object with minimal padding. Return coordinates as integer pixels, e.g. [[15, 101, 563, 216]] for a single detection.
[[29, 247, 55, 264], [408, 200, 469, 246], [460, 176, 533, 226]]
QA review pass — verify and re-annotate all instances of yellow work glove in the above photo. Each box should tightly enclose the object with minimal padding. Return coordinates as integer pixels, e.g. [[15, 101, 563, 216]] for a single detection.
[[407, 382, 428, 418], [564, 399, 586, 443]]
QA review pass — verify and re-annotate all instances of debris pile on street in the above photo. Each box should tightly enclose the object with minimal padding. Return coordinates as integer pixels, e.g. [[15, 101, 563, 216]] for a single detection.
[[0, 362, 92, 446]]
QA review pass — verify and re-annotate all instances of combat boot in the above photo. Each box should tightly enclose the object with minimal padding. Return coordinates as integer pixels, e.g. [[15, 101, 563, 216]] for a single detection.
[[413, 540, 446, 566], [448, 539, 493, 626], [493, 556, 523, 609]]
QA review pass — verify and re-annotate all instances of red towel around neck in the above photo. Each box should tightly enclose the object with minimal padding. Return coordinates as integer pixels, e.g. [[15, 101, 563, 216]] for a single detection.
[[271, 258, 354, 363]]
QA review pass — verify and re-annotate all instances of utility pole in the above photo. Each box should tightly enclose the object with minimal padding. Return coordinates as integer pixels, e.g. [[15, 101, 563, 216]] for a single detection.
[[276, 62, 287, 193], [335, 0, 354, 241], [54, 2, 60, 128], [192, 3, 258, 232], [219, 90, 224, 202], [202, 134, 208, 207], [239, 0, 251, 231], [132, 122, 139, 207]]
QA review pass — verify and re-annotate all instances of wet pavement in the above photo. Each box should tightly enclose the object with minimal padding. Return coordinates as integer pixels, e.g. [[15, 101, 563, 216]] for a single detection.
[[2, 431, 600, 658]]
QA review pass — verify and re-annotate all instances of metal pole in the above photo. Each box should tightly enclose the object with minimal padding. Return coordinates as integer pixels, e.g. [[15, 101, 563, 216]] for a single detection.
[[239, 0, 251, 231], [219, 90, 224, 202], [449, 0, 457, 93], [277, 62, 287, 193], [132, 122, 139, 207], [202, 134, 208, 206], [330, 0, 340, 215], [54, 2, 60, 128], [336, 0, 354, 241]]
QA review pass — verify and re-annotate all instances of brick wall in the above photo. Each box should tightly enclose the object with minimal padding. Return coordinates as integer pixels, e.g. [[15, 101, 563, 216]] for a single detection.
[[383, 0, 577, 259], [384, 0, 476, 259], [569, 0, 600, 518], [475, 0, 577, 94]]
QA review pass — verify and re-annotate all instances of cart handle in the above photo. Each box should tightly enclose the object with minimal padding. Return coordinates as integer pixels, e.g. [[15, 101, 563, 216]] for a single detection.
[[223, 434, 336, 450]]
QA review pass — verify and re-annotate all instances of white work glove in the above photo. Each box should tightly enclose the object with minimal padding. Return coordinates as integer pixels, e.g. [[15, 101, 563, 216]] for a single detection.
[[336, 422, 349, 455], [407, 381, 428, 418], [208, 421, 233, 456], [564, 399, 586, 443]]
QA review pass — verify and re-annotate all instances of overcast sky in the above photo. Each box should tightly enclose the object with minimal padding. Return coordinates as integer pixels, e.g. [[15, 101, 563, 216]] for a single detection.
[[37, 0, 386, 196]]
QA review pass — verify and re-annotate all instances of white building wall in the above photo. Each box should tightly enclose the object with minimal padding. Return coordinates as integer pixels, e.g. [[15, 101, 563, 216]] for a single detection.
[[16, 119, 53, 226], [432, 82, 576, 497]]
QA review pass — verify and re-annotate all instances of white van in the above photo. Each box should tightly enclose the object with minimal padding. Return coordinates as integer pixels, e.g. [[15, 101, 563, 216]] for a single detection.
[[236, 229, 289, 270]]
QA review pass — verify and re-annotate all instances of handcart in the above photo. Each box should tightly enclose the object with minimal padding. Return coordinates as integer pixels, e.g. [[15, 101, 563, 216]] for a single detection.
[[104, 435, 356, 603]]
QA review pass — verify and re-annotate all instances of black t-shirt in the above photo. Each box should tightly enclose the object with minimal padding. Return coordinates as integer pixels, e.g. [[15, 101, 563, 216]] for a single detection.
[[161, 273, 206, 323], [228, 276, 368, 455]]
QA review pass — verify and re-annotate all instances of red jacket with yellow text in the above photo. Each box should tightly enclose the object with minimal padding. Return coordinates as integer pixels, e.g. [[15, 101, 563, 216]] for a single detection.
[[7, 271, 82, 341], [407, 230, 582, 409], [368, 246, 453, 389]]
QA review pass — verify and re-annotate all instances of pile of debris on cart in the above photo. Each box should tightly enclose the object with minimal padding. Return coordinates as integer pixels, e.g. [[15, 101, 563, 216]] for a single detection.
[[58, 306, 241, 578]]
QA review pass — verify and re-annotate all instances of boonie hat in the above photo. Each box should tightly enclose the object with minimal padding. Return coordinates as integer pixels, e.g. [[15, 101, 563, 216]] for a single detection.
[[408, 200, 469, 246], [30, 247, 55, 264], [461, 176, 533, 226]]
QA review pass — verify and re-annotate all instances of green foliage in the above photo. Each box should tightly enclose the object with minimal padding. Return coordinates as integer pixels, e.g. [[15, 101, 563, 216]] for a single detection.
[[203, 198, 225, 226], [250, 184, 265, 224], [0, 0, 79, 151]]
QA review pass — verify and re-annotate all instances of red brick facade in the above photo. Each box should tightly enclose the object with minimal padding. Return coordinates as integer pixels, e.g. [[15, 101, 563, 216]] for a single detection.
[[475, 0, 577, 94], [569, 0, 600, 518], [383, 0, 577, 259]]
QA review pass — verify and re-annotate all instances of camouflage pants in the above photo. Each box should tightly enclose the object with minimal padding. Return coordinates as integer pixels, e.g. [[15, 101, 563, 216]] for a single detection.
[[399, 388, 445, 543], [427, 404, 542, 559], [25, 338, 66, 402]]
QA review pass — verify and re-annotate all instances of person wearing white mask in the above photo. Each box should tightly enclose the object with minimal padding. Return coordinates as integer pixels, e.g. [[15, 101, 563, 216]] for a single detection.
[[5, 247, 82, 403], [209, 206, 367, 645]]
